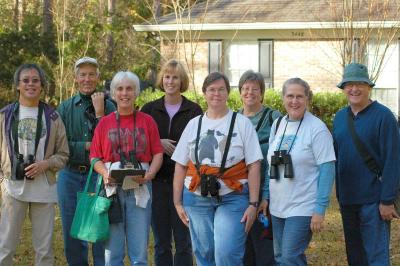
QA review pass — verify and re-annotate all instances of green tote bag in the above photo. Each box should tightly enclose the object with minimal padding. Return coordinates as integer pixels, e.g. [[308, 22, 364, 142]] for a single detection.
[[70, 158, 112, 243]]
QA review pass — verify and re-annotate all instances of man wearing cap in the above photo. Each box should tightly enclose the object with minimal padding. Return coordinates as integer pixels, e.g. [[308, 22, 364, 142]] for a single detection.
[[333, 63, 400, 265], [57, 57, 116, 266]]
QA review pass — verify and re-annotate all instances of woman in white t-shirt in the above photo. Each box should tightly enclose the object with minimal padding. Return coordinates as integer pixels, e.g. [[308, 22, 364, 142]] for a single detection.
[[172, 72, 263, 266], [267, 78, 336, 265]]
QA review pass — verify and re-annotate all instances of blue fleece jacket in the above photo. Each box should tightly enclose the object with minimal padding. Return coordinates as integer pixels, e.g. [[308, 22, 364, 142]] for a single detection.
[[333, 101, 400, 205]]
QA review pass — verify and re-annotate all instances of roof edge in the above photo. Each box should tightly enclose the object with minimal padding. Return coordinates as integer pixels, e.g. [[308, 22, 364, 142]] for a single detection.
[[133, 21, 400, 32]]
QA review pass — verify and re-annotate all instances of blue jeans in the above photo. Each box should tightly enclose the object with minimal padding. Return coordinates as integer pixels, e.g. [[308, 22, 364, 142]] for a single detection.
[[57, 168, 105, 266], [340, 203, 390, 266], [271, 216, 312, 266], [183, 184, 249, 266], [151, 180, 192, 266], [104, 183, 152, 266]]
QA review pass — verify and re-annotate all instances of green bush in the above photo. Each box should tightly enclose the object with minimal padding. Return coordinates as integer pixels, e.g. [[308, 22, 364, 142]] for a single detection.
[[136, 88, 348, 130]]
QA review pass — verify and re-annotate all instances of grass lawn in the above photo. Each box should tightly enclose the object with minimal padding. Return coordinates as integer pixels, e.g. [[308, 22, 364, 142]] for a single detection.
[[7, 193, 400, 265]]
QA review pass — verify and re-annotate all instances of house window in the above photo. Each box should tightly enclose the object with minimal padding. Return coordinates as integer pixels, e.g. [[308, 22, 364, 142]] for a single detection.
[[209, 41, 222, 73], [259, 40, 273, 88], [209, 40, 273, 87]]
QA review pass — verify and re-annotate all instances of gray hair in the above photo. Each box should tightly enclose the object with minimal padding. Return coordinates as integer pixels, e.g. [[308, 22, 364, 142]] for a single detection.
[[13, 63, 47, 88], [238, 70, 265, 102], [282, 78, 311, 97], [110, 71, 140, 99]]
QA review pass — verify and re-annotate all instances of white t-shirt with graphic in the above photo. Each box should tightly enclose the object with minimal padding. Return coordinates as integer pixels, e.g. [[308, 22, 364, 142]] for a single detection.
[[268, 111, 335, 218], [172, 109, 263, 195], [4, 105, 57, 203]]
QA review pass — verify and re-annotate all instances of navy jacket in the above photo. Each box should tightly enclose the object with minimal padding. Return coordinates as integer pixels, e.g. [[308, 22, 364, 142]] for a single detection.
[[333, 101, 400, 205]]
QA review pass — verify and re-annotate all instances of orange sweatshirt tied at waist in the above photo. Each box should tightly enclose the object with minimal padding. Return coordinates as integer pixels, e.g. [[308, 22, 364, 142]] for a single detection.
[[186, 160, 248, 192]]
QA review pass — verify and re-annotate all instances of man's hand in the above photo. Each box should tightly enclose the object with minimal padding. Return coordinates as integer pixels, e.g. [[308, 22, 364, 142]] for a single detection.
[[379, 203, 400, 221], [91, 92, 105, 118], [24, 160, 50, 179], [161, 139, 176, 156], [310, 213, 325, 233]]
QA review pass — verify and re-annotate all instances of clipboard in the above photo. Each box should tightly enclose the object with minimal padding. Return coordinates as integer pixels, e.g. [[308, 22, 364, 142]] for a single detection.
[[110, 168, 146, 184]]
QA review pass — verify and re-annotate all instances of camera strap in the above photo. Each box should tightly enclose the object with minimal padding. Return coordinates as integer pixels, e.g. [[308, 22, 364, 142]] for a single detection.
[[276, 116, 303, 154], [115, 111, 142, 169], [346, 110, 381, 177], [194, 111, 237, 176], [11, 102, 44, 159]]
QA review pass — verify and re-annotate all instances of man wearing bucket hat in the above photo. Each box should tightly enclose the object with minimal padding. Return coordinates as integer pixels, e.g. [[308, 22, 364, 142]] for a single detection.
[[333, 63, 400, 265], [57, 57, 116, 265]]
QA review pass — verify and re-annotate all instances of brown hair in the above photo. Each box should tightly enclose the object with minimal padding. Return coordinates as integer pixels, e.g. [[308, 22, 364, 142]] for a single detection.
[[156, 59, 189, 92], [202, 72, 230, 94], [238, 70, 265, 102]]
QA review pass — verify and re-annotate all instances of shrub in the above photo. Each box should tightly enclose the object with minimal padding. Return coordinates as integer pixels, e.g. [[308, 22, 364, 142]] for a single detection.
[[136, 88, 348, 130]]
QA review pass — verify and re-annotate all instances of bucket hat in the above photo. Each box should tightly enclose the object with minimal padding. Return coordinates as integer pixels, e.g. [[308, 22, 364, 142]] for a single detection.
[[337, 63, 375, 89]]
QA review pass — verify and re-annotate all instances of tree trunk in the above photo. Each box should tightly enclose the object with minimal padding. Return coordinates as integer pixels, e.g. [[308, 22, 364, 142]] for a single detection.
[[106, 0, 115, 67], [13, 0, 24, 31], [43, 0, 53, 35]]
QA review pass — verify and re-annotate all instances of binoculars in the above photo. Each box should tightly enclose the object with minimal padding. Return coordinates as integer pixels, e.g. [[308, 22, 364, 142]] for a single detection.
[[200, 174, 220, 197], [270, 150, 294, 179], [120, 150, 141, 169], [12, 154, 35, 180]]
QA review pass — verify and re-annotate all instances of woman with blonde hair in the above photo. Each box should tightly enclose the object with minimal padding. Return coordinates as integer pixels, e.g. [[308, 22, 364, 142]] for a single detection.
[[142, 59, 202, 266]]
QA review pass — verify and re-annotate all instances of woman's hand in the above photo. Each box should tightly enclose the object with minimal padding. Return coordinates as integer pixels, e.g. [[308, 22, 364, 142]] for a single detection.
[[103, 172, 116, 185], [259, 199, 268, 215], [310, 213, 325, 233], [241, 205, 258, 233], [161, 139, 176, 156], [175, 203, 189, 227]]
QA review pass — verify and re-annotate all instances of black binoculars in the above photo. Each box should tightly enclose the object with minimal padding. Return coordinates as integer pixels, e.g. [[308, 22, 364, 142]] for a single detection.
[[12, 154, 35, 180], [200, 174, 221, 197], [120, 150, 141, 169], [270, 150, 294, 179]]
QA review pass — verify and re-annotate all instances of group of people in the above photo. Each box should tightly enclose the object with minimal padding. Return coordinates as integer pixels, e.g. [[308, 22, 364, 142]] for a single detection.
[[0, 56, 398, 266]]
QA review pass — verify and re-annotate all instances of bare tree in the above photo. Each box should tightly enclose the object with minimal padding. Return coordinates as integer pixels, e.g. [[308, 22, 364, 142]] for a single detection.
[[322, 0, 400, 82]]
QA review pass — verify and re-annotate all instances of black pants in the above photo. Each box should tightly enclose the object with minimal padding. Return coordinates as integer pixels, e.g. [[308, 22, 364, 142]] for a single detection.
[[151, 180, 193, 266], [244, 219, 275, 266]]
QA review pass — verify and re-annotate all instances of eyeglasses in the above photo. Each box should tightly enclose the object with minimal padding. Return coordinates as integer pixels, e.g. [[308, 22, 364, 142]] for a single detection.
[[19, 78, 40, 84], [242, 87, 261, 93], [78, 72, 97, 79], [206, 88, 227, 94]]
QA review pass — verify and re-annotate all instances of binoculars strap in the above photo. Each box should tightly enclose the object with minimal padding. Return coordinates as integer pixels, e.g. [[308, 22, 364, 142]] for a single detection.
[[194, 112, 237, 177]]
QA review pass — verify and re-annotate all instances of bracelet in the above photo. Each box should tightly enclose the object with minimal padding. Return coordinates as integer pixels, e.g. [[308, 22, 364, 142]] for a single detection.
[[249, 201, 259, 208]]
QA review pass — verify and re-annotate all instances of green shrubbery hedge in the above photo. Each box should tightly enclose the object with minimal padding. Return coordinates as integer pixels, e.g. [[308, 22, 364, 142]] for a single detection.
[[136, 88, 348, 130]]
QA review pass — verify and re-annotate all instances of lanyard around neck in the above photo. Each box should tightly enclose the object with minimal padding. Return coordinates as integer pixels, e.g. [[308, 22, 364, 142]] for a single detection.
[[276, 115, 303, 154], [11, 102, 44, 158], [115, 111, 138, 166]]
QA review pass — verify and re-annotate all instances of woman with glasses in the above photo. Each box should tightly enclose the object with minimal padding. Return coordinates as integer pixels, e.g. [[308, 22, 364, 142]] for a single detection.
[[267, 78, 335, 265], [90, 71, 163, 265], [238, 70, 281, 266], [172, 72, 263, 266]]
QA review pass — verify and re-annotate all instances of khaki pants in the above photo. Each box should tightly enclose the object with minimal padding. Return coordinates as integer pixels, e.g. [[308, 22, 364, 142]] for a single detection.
[[0, 185, 55, 266]]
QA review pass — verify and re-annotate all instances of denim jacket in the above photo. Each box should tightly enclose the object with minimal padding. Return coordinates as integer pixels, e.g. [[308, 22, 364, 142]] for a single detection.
[[0, 101, 69, 184]]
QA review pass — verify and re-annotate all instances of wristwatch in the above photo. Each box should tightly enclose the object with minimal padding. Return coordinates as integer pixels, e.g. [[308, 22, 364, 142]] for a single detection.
[[249, 201, 259, 208]]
